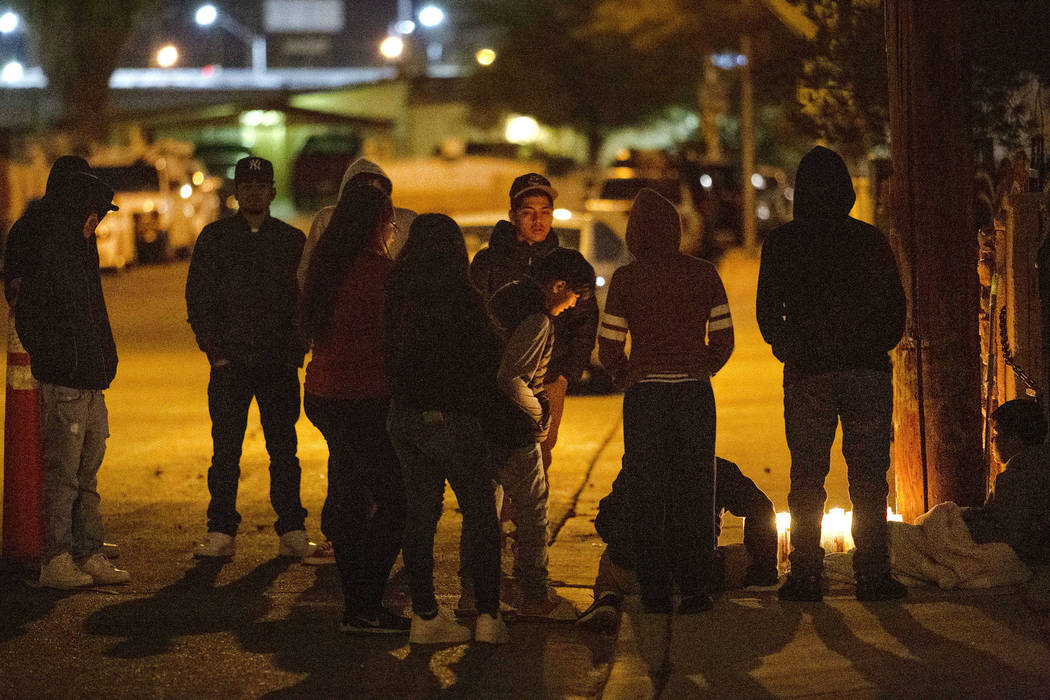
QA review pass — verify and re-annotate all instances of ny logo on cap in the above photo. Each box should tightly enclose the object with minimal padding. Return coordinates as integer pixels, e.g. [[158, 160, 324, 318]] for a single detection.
[[526, 174, 545, 185], [249, 159, 263, 170]]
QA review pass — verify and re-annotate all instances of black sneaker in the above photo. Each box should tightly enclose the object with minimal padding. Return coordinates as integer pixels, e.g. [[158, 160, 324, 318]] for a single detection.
[[855, 573, 907, 602], [340, 607, 411, 635], [778, 573, 823, 602], [576, 592, 621, 633], [642, 597, 673, 614], [744, 566, 780, 588], [677, 593, 714, 614]]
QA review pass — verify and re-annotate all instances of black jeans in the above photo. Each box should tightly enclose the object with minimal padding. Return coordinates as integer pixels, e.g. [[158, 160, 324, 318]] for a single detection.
[[784, 369, 893, 577], [623, 380, 716, 607], [206, 364, 306, 537], [387, 404, 501, 616], [304, 393, 405, 617]]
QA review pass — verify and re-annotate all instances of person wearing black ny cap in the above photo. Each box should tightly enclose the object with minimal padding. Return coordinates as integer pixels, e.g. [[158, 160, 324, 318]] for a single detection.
[[186, 155, 318, 561], [469, 173, 600, 482], [14, 168, 130, 589]]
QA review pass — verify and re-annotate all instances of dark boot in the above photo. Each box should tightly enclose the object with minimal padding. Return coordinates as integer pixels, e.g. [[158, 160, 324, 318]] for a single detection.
[[677, 593, 714, 614], [778, 572, 823, 602], [855, 573, 906, 601]]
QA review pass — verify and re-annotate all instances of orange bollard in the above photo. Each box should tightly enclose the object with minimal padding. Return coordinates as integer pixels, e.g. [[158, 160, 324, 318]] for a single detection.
[[2, 310, 44, 567]]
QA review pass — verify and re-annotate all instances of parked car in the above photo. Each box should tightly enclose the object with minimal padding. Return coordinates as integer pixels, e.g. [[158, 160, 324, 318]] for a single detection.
[[291, 133, 362, 212], [584, 168, 703, 255], [454, 208, 632, 393], [680, 159, 791, 259], [194, 142, 251, 215], [91, 153, 221, 265]]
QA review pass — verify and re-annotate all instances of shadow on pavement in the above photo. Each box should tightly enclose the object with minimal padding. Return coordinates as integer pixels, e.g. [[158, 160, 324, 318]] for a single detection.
[[84, 557, 292, 658], [0, 570, 69, 644], [811, 599, 1049, 697], [664, 595, 803, 698]]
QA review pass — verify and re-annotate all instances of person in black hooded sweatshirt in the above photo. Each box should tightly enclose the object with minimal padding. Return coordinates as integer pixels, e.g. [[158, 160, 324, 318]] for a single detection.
[[757, 146, 907, 602]]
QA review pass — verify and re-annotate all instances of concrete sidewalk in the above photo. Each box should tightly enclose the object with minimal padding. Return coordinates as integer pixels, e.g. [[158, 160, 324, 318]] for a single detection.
[[558, 415, 1050, 699]]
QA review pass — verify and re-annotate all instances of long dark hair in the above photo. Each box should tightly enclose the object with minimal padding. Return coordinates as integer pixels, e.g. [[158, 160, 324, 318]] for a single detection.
[[302, 185, 393, 341]]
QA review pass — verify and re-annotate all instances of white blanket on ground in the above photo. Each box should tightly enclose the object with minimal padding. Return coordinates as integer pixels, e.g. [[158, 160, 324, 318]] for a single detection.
[[823, 502, 1032, 589]]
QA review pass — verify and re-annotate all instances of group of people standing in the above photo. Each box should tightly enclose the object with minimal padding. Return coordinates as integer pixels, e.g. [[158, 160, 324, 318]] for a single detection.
[[15, 142, 1045, 649], [186, 159, 595, 644]]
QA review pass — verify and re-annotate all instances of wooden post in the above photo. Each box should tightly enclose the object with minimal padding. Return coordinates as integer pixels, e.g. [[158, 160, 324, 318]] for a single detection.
[[885, 0, 985, 521], [740, 33, 758, 254]]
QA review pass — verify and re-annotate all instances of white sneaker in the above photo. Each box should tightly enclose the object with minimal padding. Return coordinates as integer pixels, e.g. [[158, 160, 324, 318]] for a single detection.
[[80, 553, 131, 585], [474, 612, 510, 644], [39, 552, 93, 590], [278, 530, 317, 558], [195, 532, 235, 558], [409, 609, 472, 645]]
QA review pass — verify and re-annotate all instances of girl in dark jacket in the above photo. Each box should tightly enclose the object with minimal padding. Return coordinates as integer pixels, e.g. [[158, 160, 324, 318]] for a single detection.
[[385, 214, 507, 645], [301, 185, 408, 634]]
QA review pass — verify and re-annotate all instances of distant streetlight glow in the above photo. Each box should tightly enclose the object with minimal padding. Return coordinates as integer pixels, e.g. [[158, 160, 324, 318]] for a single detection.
[[156, 44, 179, 68], [475, 48, 496, 66], [0, 10, 19, 33], [1, 60, 23, 83], [395, 19, 416, 35], [699, 173, 713, 189], [195, 4, 217, 26], [553, 208, 571, 221], [751, 173, 766, 188], [418, 5, 444, 27], [180, 184, 193, 199], [505, 115, 540, 144], [380, 35, 404, 60]]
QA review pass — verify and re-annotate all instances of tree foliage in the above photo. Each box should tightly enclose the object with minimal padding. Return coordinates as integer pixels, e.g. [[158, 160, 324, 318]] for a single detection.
[[454, 0, 704, 161], [10, 0, 159, 141]]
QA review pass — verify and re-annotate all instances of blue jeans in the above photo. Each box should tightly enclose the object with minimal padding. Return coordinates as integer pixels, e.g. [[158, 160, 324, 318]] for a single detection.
[[387, 404, 501, 615], [623, 380, 716, 607], [39, 383, 108, 562], [205, 365, 306, 536], [784, 368, 893, 577]]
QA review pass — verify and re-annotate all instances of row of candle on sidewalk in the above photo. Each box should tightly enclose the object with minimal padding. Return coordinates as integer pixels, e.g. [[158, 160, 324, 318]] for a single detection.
[[770, 507, 905, 571]]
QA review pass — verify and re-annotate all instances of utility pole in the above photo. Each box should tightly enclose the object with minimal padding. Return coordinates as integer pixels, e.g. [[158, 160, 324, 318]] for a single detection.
[[739, 33, 757, 254], [885, 0, 984, 521]]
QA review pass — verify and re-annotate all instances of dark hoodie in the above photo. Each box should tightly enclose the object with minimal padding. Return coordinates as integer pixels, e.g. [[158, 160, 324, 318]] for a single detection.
[[470, 219, 599, 383], [384, 213, 502, 413], [3, 156, 92, 302], [599, 188, 734, 387], [14, 170, 119, 389], [756, 146, 905, 379]]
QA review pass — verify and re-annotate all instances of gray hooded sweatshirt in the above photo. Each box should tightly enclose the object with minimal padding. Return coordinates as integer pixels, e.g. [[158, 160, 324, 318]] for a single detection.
[[297, 157, 417, 286]]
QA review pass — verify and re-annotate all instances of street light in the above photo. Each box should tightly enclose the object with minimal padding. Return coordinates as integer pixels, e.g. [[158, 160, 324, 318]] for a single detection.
[[379, 35, 404, 60], [0, 10, 19, 34], [1, 60, 23, 83], [156, 44, 179, 68], [475, 48, 496, 66], [195, 4, 217, 26], [194, 4, 266, 75], [417, 5, 444, 28]]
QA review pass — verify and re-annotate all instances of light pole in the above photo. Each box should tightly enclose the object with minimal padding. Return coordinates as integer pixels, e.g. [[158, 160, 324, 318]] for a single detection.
[[195, 4, 266, 76]]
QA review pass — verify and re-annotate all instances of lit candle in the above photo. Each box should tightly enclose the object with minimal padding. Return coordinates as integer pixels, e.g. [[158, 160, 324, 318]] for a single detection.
[[776, 511, 791, 572]]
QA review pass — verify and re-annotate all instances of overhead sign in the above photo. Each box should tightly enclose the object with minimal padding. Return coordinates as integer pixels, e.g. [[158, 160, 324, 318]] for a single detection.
[[263, 0, 345, 34]]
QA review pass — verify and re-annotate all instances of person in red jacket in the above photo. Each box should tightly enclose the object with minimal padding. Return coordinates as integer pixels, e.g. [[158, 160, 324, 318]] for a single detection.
[[598, 187, 734, 614], [300, 185, 408, 635]]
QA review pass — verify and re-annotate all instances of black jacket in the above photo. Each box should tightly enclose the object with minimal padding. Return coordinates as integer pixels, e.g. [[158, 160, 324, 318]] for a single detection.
[[14, 199, 117, 390], [469, 221, 598, 383], [756, 147, 905, 378], [186, 213, 306, 368], [385, 264, 502, 415]]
